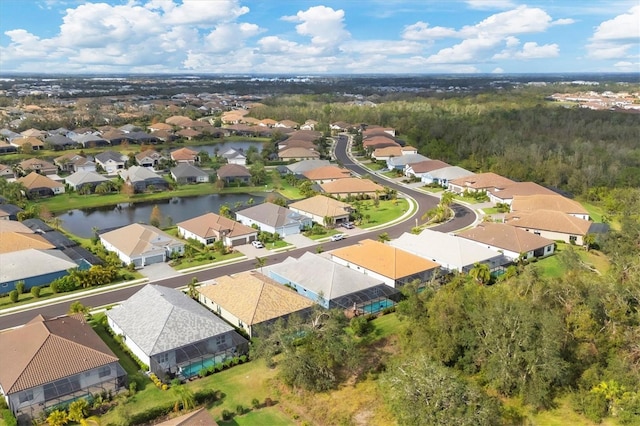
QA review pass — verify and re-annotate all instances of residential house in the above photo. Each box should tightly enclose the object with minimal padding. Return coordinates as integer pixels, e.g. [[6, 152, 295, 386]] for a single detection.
[[487, 182, 557, 205], [171, 163, 209, 184], [217, 164, 251, 185], [221, 148, 246, 165], [510, 194, 590, 220], [404, 159, 450, 179], [0, 314, 126, 420], [329, 239, 441, 288], [266, 252, 399, 314], [72, 134, 109, 148], [0, 164, 15, 179], [289, 195, 352, 225], [362, 135, 400, 151], [0, 220, 55, 254], [106, 285, 247, 379], [123, 131, 160, 145], [386, 153, 430, 171], [177, 212, 257, 247], [177, 128, 202, 140], [18, 172, 65, 198], [135, 149, 166, 168], [44, 134, 76, 150], [448, 172, 515, 194], [300, 120, 318, 130], [65, 171, 110, 192], [0, 249, 79, 292], [197, 271, 315, 338], [148, 122, 174, 132], [0, 204, 22, 220], [100, 223, 184, 267], [166, 115, 194, 127], [285, 159, 330, 176], [100, 130, 127, 145], [319, 177, 385, 199], [330, 121, 355, 132], [421, 166, 475, 186], [235, 202, 312, 236], [171, 147, 199, 164], [372, 145, 418, 161], [505, 210, 595, 245], [302, 165, 351, 183], [275, 120, 299, 129], [95, 151, 128, 175], [10, 137, 45, 151], [388, 229, 507, 273], [0, 141, 17, 154], [19, 158, 57, 175], [277, 139, 317, 151], [258, 118, 277, 127], [118, 166, 168, 192], [278, 147, 320, 161], [456, 222, 556, 261], [54, 153, 96, 173], [363, 126, 396, 138]]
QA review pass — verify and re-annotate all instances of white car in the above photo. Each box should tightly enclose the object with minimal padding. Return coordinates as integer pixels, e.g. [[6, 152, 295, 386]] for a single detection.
[[252, 240, 264, 248], [330, 234, 345, 242]]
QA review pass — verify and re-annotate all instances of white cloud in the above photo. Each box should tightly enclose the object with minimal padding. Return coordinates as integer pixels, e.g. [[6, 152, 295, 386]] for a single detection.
[[426, 36, 503, 64], [492, 67, 504, 73], [402, 22, 457, 40], [552, 18, 575, 26], [460, 6, 555, 37], [163, 0, 249, 26], [613, 61, 640, 72], [204, 23, 263, 53], [494, 41, 559, 59], [466, 0, 515, 10], [587, 5, 640, 60], [282, 6, 350, 50], [342, 40, 424, 55]]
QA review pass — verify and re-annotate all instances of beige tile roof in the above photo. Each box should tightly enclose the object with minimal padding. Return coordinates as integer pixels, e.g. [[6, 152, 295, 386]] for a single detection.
[[330, 239, 439, 279], [0, 221, 33, 233], [407, 159, 450, 173], [286, 130, 322, 142], [456, 222, 554, 253], [278, 147, 320, 159], [148, 122, 173, 131], [510, 194, 589, 215], [302, 165, 351, 181], [18, 172, 64, 190], [0, 315, 119, 394], [171, 147, 198, 161], [101, 223, 183, 257], [449, 172, 515, 190], [13, 136, 44, 147], [0, 232, 55, 254], [177, 212, 255, 239], [320, 177, 384, 195], [489, 182, 557, 200], [19, 158, 56, 171], [217, 164, 251, 179], [362, 135, 399, 149], [505, 210, 592, 235], [289, 195, 351, 218], [166, 116, 194, 127], [372, 146, 403, 157], [198, 271, 314, 326]]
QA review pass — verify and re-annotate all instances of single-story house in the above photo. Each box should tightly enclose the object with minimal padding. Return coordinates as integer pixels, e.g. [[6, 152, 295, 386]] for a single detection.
[[65, 171, 110, 192], [488, 182, 557, 205], [217, 164, 251, 185], [389, 229, 508, 273], [404, 160, 451, 179], [329, 239, 441, 288], [386, 154, 430, 171], [275, 120, 300, 129], [106, 285, 247, 379], [0, 249, 79, 292], [177, 212, 257, 247], [421, 166, 475, 187], [0, 164, 15, 179], [118, 166, 168, 192], [266, 252, 399, 314], [18, 172, 65, 198], [285, 159, 330, 176], [100, 223, 184, 267], [456, 222, 556, 261], [448, 172, 515, 194], [95, 151, 128, 174], [504, 210, 596, 246], [0, 314, 126, 421], [301, 165, 351, 183], [10, 136, 45, 151], [72, 134, 110, 148], [221, 148, 247, 165], [19, 158, 58, 175], [135, 150, 166, 168], [54, 153, 95, 173], [0, 203, 22, 220], [372, 145, 418, 162], [171, 147, 199, 164], [44, 134, 76, 150], [235, 202, 313, 236], [277, 147, 320, 161], [171, 164, 209, 184], [319, 177, 385, 199], [362, 135, 399, 151], [289, 195, 352, 225], [510, 194, 590, 220], [197, 271, 315, 338], [0, 226, 55, 254]]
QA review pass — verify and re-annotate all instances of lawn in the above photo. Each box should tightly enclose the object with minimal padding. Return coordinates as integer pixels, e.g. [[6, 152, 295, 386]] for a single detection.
[[266, 240, 291, 250], [365, 161, 386, 171], [371, 313, 403, 339], [535, 243, 610, 279], [421, 186, 443, 193], [358, 199, 409, 229], [172, 251, 244, 270]]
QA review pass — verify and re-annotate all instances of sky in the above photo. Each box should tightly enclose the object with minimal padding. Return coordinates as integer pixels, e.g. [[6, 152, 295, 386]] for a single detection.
[[0, 0, 638, 75]]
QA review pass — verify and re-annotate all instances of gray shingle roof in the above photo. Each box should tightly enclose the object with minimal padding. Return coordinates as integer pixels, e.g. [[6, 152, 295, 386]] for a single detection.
[[236, 203, 310, 228], [106, 285, 235, 356], [171, 163, 208, 179]]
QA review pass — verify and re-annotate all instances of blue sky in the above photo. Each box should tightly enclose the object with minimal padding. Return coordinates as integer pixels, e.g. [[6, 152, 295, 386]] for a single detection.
[[0, 0, 638, 74]]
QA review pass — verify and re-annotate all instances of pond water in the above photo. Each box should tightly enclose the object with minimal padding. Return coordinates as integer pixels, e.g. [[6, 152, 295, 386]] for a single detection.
[[185, 140, 264, 157], [59, 193, 264, 238]]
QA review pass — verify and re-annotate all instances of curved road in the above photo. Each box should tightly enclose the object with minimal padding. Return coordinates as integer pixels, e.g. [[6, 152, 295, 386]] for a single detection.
[[0, 136, 475, 330]]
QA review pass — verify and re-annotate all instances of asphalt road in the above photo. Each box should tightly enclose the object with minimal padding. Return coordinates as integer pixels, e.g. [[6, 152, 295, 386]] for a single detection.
[[0, 136, 475, 330]]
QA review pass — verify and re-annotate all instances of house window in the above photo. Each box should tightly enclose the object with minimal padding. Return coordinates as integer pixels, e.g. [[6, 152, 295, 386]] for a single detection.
[[534, 231, 541, 236], [216, 334, 226, 345], [19, 390, 34, 403], [157, 353, 169, 364], [98, 366, 111, 378], [569, 236, 577, 244]]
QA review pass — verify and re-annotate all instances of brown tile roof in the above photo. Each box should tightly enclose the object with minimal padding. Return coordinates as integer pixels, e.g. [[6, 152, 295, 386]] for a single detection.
[[320, 177, 384, 195], [456, 222, 554, 253], [148, 122, 173, 131], [407, 159, 451, 173], [18, 172, 64, 190], [286, 130, 322, 142], [510, 194, 589, 215], [362, 135, 399, 149], [289, 195, 351, 218], [278, 147, 320, 159], [177, 128, 201, 138], [0, 221, 33, 233], [505, 210, 592, 235], [330, 239, 439, 279], [449, 172, 515, 190], [0, 232, 55, 254], [101, 223, 183, 257], [12, 136, 44, 147], [171, 147, 198, 161], [0, 315, 119, 394], [19, 158, 57, 171], [166, 115, 194, 127], [372, 146, 403, 157], [279, 139, 317, 150], [177, 212, 255, 239], [489, 182, 557, 200], [259, 118, 278, 126], [302, 165, 351, 181], [198, 271, 314, 326], [217, 164, 251, 178]]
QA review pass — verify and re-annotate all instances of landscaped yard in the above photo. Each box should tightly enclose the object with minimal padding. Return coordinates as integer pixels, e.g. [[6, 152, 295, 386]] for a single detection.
[[535, 243, 610, 279], [357, 199, 409, 229], [172, 251, 244, 270]]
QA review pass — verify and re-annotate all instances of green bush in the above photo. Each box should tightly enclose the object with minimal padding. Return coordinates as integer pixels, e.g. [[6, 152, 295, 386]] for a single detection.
[[30, 286, 41, 298], [15, 281, 25, 294], [235, 404, 245, 415], [194, 389, 219, 405], [350, 316, 374, 337], [128, 402, 174, 425], [1, 409, 17, 426], [9, 290, 18, 303], [251, 398, 260, 409], [222, 409, 233, 420]]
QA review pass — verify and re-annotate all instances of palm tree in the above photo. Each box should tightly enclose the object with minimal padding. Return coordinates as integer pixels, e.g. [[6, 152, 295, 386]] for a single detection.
[[255, 256, 267, 274], [171, 384, 195, 412], [378, 232, 391, 243], [187, 277, 199, 299], [469, 262, 491, 285], [583, 233, 596, 251]]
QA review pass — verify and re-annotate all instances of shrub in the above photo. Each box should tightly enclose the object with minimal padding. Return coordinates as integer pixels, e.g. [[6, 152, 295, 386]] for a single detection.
[[239, 355, 248, 363], [235, 404, 245, 415], [161, 384, 168, 391], [128, 402, 174, 425], [15, 281, 25, 294], [194, 389, 219, 405], [1, 409, 17, 426], [9, 290, 18, 303], [222, 409, 233, 421], [30, 286, 41, 298], [251, 398, 260, 409], [128, 381, 137, 396], [264, 397, 274, 407], [198, 368, 208, 378], [350, 316, 374, 337]]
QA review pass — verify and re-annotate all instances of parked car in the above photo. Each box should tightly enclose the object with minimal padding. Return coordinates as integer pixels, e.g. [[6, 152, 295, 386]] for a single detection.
[[330, 234, 345, 242], [252, 240, 265, 248], [341, 222, 355, 229]]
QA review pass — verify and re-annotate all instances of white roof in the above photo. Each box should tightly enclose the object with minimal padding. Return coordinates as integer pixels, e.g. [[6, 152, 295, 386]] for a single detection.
[[429, 166, 475, 180], [0, 249, 77, 283]]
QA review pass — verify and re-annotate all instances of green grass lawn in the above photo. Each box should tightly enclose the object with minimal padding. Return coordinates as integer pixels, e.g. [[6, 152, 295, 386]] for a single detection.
[[366, 162, 386, 171], [371, 313, 403, 339], [481, 207, 502, 214], [172, 251, 244, 270], [266, 240, 291, 250], [534, 243, 610, 279], [421, 186, 443, 193], [90, 313, 143, 376], [358, 199, 409, 229]]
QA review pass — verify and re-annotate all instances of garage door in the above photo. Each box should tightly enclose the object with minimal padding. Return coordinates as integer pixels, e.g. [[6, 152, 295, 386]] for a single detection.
[[143, 254, 165, 266]]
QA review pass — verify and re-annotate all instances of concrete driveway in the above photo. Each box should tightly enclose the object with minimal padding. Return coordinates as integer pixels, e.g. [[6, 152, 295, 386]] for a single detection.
[[139, 262, 179, 281]]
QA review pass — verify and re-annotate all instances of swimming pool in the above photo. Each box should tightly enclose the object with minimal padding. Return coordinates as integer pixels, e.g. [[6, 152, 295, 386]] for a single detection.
[[360, 299, 395, 314], [179, 358, 217, 378]]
